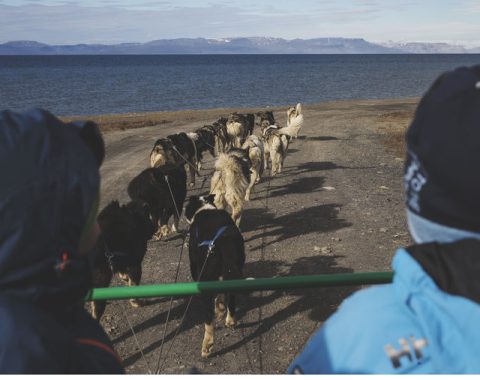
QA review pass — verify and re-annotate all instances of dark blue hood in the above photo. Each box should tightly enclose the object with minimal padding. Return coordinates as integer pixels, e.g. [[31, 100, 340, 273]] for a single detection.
[[0, 109, 102, 309]]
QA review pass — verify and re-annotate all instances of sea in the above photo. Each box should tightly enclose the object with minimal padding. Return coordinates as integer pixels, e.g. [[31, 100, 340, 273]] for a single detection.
[[1, 54, 479, 116]]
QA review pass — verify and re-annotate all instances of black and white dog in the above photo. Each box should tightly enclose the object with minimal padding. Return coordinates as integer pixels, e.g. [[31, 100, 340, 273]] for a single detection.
[[150, 132, 198, 187], [209, 117, 229, 154], [90, 200, 156, 320], [256, 110, 276, 128], [189, 126, 217, 170], [185, 195, 245, 358], [128, 165, 187, 240]]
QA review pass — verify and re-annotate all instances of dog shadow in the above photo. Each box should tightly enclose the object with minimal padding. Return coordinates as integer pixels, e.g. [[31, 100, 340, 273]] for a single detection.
[[279, 161, 375, 176], [278, 161, 344, 176], [210, 254, 356, 358], [306, 136, 339, 141], [295, 136, 338, 141], [242, 204, 351, 250], [116, 263, 288, 367], [286, 148, 299, 154], [268, 176, 326, 198], [116, 295, 208, 367], [118, 253, 355, 367]]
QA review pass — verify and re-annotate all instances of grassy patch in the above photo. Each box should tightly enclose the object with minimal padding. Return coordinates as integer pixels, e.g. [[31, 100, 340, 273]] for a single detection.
[[376, 110, 414, 159]]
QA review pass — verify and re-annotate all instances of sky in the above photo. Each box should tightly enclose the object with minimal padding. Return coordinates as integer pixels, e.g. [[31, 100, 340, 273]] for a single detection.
[[1, 0, 480, 47]]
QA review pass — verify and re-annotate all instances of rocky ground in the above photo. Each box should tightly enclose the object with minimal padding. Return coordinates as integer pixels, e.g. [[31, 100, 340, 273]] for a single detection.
[[91, 98, 417, 374]]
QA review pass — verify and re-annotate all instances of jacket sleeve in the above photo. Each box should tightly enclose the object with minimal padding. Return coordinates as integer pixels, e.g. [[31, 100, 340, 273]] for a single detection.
[[0, 302, 70, 373], [287, 321, 336, 374], [0, 300, 124, 374], [63, 307, 125, 374]]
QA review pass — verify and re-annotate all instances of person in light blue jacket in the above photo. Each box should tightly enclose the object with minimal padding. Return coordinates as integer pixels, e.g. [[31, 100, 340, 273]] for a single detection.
[[289, 65, 480, 374]]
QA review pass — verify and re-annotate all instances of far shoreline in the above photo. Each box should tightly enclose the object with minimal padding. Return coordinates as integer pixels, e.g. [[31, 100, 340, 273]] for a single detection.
[[62, 96, 420, 134]]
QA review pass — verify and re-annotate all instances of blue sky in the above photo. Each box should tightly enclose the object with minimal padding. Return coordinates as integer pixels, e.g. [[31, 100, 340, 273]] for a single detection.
[[1, 0, 479, 47]]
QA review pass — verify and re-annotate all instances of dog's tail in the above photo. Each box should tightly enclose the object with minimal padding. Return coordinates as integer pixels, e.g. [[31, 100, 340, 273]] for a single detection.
[[243, 137, 264, 176], [186, 132, 199, 166], [281, 113, 304, 138]]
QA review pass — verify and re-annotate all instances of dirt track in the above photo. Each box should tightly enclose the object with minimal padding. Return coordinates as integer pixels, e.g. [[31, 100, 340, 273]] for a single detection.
[[96, 98, 417, 374]]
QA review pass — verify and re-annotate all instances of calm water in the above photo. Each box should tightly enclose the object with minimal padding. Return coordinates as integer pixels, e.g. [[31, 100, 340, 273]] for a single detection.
[[1, 55, 479, 116]]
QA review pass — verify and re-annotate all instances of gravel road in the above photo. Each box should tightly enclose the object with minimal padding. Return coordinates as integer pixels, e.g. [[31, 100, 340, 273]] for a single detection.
[[94, 98, 417, 374]]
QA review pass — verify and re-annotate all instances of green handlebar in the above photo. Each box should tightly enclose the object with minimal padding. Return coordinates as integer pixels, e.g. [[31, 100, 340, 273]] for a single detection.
[[85, 272, 394, 301]]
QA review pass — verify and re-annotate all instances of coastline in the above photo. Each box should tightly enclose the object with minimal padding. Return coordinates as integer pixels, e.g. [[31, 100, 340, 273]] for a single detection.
[[62, 96, 419, 134]]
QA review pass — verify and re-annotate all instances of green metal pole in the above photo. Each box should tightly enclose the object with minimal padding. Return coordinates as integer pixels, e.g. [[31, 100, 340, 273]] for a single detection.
[[86, 272, 393, 302]]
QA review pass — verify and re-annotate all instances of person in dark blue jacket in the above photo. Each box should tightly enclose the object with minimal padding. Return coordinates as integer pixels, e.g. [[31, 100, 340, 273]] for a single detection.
[[289, 65, 480, 374], [0, 109, 124, 374]]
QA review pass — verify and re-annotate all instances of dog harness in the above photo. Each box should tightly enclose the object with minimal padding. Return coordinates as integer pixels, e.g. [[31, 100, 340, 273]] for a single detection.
[[198, 225, 229, 253], [102, 237, 130, 272]]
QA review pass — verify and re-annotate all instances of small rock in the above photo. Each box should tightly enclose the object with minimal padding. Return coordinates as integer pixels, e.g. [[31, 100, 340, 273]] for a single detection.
[[331, 237, 341, 242], [314, 246, 321, 252], [379, 228, 388, 233], [321, 186, 336, 191], [278, 346, 284, 352], [379, 186, 389, 190], [321, 246, 332, 254], [179, 365, 185, 370]]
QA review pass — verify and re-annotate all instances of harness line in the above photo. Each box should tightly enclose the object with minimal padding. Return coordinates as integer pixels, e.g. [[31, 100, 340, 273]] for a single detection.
[[102, 238, 153, 374], [172, 145, 200, 176], [153, 175, 189, 374]]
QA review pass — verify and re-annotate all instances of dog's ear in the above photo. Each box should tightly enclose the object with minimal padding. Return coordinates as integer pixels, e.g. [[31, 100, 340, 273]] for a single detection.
[[296, 103, 302, 115], [206, 194, 216, 204]]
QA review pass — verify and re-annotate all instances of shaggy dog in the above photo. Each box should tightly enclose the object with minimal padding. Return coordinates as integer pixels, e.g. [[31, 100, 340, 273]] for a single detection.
[[185, 195, 245, 358], [150, 132, 198, 187], [127, 165, 187, 240], [261, 120, 290, 176], [210, 148, 251, 227], [256, 110, 276, 127], [256, 106, 301, 175], [226, 113, 255, 148], [210, 117, 229, 154], [281, 103, 304, 138], [189, 117, 229, 170], [242, 134, 264, 201], [190, 126, 217, 170], [90, 200, 155, 320]]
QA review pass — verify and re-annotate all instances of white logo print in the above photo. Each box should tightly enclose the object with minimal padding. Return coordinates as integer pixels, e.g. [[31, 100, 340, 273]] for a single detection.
[[384, 335, 428, 369], [404, 153, 427, 212]]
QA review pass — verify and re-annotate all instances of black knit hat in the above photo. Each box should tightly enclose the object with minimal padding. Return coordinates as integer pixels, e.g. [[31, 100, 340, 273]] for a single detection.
[[404, 65, 480, 232]]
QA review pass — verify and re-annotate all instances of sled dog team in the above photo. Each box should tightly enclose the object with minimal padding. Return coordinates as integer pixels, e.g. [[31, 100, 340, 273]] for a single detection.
[[91, 104, 304, 357]]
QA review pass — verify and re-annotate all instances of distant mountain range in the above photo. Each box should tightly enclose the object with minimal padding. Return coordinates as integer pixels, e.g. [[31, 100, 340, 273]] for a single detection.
[[1, 37, 479, 55]]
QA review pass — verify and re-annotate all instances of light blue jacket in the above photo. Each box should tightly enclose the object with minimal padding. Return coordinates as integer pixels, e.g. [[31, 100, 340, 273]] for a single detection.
[[288, 245, 480, 374]]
